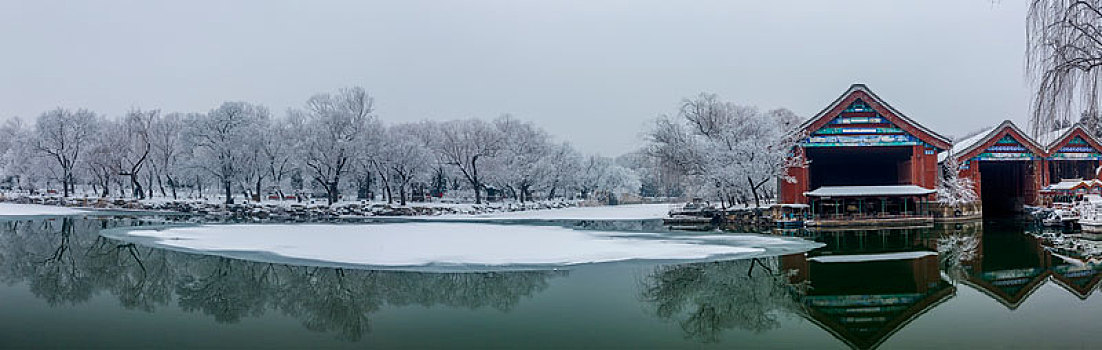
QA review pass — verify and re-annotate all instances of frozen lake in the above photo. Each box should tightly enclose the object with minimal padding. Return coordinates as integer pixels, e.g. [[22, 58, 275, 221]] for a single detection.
[[2, 215, 1102, 349]]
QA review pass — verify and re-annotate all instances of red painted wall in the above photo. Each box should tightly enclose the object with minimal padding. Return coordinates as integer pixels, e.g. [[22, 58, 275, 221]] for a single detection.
[[781, 162, 809, 204], [952, 126, 1046, 206], [781, 147, 938, 204], [780, 88, 948, 204]]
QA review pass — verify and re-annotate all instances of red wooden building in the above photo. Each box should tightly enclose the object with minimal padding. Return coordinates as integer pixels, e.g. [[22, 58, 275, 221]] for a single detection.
[[780, 84, 951, 221], [1040, 124, 1102, 184], [943, 120, 1048, 215]]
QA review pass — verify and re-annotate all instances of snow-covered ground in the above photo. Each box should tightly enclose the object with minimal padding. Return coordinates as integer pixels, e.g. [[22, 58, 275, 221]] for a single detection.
[[117, 222, 779, 269], [0, 203, 87, 217], [443, 203, 672, 221]]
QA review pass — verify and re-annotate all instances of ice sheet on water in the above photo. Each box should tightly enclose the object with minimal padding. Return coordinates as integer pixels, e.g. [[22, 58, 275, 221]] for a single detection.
[[434, 203, 672, 221], [0, 203, 87, 217], [110, 222, 819, 271]]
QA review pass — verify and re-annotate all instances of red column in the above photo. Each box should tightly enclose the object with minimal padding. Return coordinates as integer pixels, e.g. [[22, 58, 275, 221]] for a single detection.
[[1030, 159, 1044, 205], [911, 145, 922, 187]]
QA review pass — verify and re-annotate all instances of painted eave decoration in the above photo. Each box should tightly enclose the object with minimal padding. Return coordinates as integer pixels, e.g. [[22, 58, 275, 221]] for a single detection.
[[951, 120, 1047, 164], [796, 84, 951, 151], [1046, 125, 1102, 161]]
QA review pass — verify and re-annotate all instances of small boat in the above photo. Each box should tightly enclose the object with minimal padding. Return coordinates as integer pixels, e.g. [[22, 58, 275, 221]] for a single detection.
[[1078, 195, 1102, 233], [1043, 210, 1065, 227]]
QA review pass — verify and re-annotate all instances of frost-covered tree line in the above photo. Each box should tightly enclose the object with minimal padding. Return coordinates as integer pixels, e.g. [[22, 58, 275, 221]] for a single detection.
[[0, 87, 640, 205], [644, 93, 804, 208]]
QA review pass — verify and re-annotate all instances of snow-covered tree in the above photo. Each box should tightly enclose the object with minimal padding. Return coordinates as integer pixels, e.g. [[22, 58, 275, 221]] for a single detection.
[[647, 93, 803, 208], [432, 119, 504, 204], [238, 116, 271, 202], [491, 115, 555, 203], [937, 155, 978, 206], [113, 109, 157, 199], [296, 87, 378, 205], [188, 102, 268, 204], [574, 155, 640, 202], [383, 124, 432, 205], [150, 113, 187, 199], [1026, 0, 1102, 136], [543, 142, 583, 200], [32, 108, 98, 197], [85, 122, 123, 197], [0, 118, 42, 192], [259, 115, 296, 200], [618, 150, 685, 199]]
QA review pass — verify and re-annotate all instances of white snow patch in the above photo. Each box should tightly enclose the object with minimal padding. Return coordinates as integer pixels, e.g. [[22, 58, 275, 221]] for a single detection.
[[692, 234, 816, 246], [809, 251, 937, 263], [0, 203, 87, 217], [449, 204, 671, 220], [804, 185, 936, 197], [941, 126, 995, 162], [123, 222, 762, 267]]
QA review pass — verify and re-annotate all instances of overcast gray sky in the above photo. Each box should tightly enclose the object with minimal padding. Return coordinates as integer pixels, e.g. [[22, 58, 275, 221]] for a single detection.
[[0, 0, 1029, 155]]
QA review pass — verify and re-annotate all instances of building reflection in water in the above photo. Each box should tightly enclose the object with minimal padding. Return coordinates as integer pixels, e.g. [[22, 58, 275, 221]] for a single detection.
[[955, 222, 1102, 305], [644, 221, 1102, 350], [780, 226, 958, 350]]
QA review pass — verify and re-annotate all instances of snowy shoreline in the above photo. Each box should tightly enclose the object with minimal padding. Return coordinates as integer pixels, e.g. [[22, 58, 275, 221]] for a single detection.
[[0, 196, 674, 221]]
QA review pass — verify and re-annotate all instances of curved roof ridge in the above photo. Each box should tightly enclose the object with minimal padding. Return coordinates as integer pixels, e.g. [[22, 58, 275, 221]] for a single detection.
[[948, 120, 1046, 161], [1044, 124, 1102, 154], [798, 84, 952, 149]]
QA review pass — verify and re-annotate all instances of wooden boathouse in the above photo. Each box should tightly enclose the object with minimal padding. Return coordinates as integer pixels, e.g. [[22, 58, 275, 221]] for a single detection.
[[781, 84, 1102, 222], [1040, 125, 1102, 183], [1037, 125, 1102, 205], [941, 121, 1047, 216], [780, 84, 952, 225], [939, 121, 1102, 215]]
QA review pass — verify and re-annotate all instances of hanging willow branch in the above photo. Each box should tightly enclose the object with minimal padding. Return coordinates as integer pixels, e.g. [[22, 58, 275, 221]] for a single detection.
[[1027, 0, 1102, 137]]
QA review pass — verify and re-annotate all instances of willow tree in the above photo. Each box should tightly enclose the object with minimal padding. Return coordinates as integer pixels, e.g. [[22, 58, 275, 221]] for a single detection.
[[1027, 0, 1102, 136]]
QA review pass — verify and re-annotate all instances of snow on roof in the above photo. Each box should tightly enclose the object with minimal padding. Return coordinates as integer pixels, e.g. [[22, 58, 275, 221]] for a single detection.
[[1037, 127, 1073, 150], [804, 185, 936, 198], [772, 203, 810, 209], [1037, 124, 1102, 154], [940, 126, 996, 163], [808, 251, 938, 263], [1045, 180, 1087, 191], [941, 120, 1045, 162], [1041, 179, 1102, 192]]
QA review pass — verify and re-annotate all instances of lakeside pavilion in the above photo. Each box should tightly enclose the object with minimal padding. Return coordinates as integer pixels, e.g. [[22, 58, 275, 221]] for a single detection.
[[780, 84, 951, 224], [939, 120, 1047, 216]]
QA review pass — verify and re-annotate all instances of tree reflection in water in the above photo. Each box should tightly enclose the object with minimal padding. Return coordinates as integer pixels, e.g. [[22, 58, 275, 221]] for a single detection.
[[0, 218, 565, 341], [937, 223, 982, 282], [640, 257, 808, 343]]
